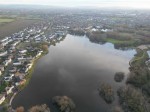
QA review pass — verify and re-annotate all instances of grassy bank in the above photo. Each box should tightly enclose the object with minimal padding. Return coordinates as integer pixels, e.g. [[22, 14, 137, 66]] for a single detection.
[[131, 48, 149, 67], [18, 50, 48, 91], [124, 48, 150, 112], [105, 38, 135, 44]]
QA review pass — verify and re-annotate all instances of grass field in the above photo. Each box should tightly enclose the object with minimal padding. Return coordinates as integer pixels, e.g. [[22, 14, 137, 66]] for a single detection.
[[0, 19, 38, 38], [131, 49, 149, 66], [0, 18, 14, 23], [105, 38, 135, 44]]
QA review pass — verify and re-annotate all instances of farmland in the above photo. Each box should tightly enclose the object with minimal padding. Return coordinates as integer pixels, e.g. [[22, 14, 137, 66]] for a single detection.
[[0, 18, 14, 23], [0, 19, 39, 38]]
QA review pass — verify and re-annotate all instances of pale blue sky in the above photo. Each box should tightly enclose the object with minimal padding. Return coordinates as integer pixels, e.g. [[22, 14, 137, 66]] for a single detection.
[[0, 0, 150, 9]]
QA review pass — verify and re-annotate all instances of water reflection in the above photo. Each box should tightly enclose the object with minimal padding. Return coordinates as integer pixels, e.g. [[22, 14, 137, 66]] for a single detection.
[[12, 35, 136, 112]]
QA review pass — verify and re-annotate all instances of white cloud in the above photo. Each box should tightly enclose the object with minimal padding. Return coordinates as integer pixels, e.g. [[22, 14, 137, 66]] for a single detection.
[[0, 0, 150, 9]]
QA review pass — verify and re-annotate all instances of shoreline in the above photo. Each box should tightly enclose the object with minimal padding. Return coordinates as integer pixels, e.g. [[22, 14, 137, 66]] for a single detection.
[[6, 35, 150, 111], [9, 50, 48, 110]]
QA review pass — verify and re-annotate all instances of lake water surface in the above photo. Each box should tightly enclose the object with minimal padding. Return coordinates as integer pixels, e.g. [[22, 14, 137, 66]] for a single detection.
[[12, 35, 136, 112]]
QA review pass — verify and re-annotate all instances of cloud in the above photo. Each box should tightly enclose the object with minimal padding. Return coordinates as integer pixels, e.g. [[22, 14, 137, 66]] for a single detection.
[[0, 0, 150, 9]]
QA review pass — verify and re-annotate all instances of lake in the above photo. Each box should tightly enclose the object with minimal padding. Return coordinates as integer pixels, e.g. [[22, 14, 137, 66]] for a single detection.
[[12, 35, 136, 112]]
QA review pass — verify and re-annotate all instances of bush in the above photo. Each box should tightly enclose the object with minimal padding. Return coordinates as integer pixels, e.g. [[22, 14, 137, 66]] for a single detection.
[[52, 96, 75, 112], [29, 104, 50, 112], [68, 29, 85, 36], [16, 106, 25, 112], [15, 104, 50, 112], [98, 83, 115, 103], [114, 72, 125, 82], [112, 106, 123, 112], [117, 86, 146, 112], [127, 67, 150, 87], [142, 82, 150, 96]]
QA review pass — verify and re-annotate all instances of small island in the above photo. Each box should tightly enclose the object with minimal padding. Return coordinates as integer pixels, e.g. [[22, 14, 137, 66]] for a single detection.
[[15, 104, 50, 112], [114, 72, 125, 82], [98, 83, 115, 104], [52, 96, 76, 112], [117, 86, 146, 112]]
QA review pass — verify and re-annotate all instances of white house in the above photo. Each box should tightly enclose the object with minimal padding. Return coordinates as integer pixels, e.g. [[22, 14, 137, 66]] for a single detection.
[[3, 58, 12, 66], [0, 51, 7, 57], [9, 67, 17, 73], [0, 44, 4, 50], [19, 50, 27, 54], [1, 37, 9, 43], [11, 41, 20, 47], [7, 58, 12, 63], [0, 70, 2, 76], [13, 61, 22, 66], [5, 86, 14, 94], [0, 94, 5, 105], [18, 56, 26, 61], [101, 29, 113, 32], [1, 37, 9, 46], [36, 51, 43, 58], [25, 63, 33, 73], [0, 65, 5, 72]]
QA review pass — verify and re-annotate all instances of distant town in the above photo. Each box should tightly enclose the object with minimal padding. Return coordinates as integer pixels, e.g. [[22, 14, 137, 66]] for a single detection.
[[0, 5, 150, 112], [0, 20, 68, 106]]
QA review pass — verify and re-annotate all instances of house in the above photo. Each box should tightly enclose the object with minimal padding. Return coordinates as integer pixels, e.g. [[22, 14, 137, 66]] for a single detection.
[[4, 77, 11, 82], [19, 50, 27, 54], [0, 70, 2, 76], [3, 58, 12, 66], [26, 56, 33, 60], [49, 35, 55, 40], [0, 44, 4, 50], [0, 94, 5, 104], [8, 54, 14, 60], [15, 72, 25, 80], [101, 29, 113, 32], [1, 37, 9, 43], [35, 38, 41, 43], [13, 61, 22, 66], [91, 28, 98, 32], [0, 51, 7, 57], [11, 41, 20, 47], [36, 51, 43, 58], [0, 65, 5, 72], [1, 37, 9, 46], [4, 74, 14, 81], [5, 86, 14, 94], [7, 58, 12, 63], [18, 56, 26, 61], [19, 79, 26, 85], [55, 31, 65, 36], [25, 63, 33, 73], [18, 66, 27, 73], [13, 36, 24, 40], [9, 67, 17, 73]]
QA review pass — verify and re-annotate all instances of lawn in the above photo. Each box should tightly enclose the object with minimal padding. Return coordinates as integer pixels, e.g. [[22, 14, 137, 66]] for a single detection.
[[105, 38, 135, 44], [132, 49, 149, 66], [0, 83, 7, 93], [0, 18, 14, 23]]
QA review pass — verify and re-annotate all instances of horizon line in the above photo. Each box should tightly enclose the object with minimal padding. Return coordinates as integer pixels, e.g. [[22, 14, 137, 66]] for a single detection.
[[0, 3, 150, 10]]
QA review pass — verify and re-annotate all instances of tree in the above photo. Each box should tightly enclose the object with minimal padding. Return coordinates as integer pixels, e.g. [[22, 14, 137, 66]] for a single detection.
[[16, 106, 25, 112], [28, 104, 50, 112], [42, 45, 48, 51]]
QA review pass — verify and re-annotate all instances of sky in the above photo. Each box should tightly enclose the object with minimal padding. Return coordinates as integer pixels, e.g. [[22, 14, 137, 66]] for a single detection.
[[0, 0, 150, 9]]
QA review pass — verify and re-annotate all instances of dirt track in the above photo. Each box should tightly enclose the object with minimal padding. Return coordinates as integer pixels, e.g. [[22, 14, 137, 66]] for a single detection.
[[0, 19, 38, 38]]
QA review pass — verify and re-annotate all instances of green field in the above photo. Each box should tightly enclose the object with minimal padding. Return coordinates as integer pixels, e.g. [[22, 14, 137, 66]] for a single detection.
[[131, 49, 149, 66], [0, 18, 14, 23], [105, 38, 135, 44]]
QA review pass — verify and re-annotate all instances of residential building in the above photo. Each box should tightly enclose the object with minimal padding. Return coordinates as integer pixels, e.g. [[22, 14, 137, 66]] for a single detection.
[[0, 94, 5, 105]]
